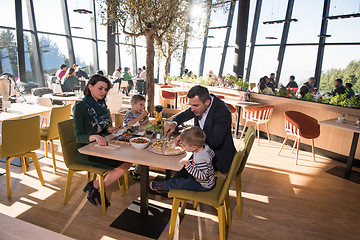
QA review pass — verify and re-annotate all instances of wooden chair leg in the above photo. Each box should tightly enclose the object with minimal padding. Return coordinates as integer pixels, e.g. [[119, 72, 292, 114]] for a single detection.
[[312, 139, 316, 161], [235, 175, 242, 216], [225, 194, 231, 227], [239, 121, 249, 140], [124, 171, 129, 190], [5, 157, 15, 198], [180, 200, 187, 217], [99, 175, 106, 214], [265, 123, 271, 143], [257, 123, 260, 145], [28, 152, 45, 186], [93, 173, 97, 181], [41, 117, 45, 127], [193, 201, 198, 209], [64, 169, 74, 204], [168, 198, 181, 240], [87, 172, 91, 182], [20, 157, 27, 174], [44, 140, 48, 158], [25, 157, 29, 167], [278, 134, 289, 156], [50, 140, 56, 172], [217, 205, 226, 240], [292, 138, 298, 153], [118, 176, 125, 196], [296, 138, 301, 165]]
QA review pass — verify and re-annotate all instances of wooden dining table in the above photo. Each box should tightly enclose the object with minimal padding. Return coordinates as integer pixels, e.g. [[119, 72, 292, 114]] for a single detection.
[[0, 102, 52, 122], [319, 118, 360, 178], [78, 137, 189, 236]]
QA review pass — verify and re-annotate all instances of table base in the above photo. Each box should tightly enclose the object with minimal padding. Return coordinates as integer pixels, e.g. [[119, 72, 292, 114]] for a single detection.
[[326, 166, 360, 184], [110, 200, 171, 239]]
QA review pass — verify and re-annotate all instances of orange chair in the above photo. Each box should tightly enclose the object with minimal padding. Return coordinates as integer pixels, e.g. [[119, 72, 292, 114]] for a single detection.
[[178, 95, 189, 109], [160, 85, 175, 108], [278, 111, 320, 164], [239, 105, 274, 145]]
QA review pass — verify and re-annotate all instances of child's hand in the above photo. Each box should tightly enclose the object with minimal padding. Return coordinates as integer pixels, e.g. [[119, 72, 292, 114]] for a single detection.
[[180, 159, 190, 166], [140, 110, 148, 119]]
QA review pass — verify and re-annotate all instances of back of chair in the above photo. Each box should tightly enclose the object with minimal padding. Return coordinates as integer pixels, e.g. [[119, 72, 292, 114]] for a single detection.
[[238, 126, 255, 175], [120, 80, 128, 88], [243, 105, 274, 121], [107, 94, 123, 114], [0, 116, 40, 157], [108, 82, 119, 95], [285, 111, 320, 138], [35, 97, 52, 107], [58, 119, 77, 167], [47, 104, 72, 139], [217, 145, 246, 206]]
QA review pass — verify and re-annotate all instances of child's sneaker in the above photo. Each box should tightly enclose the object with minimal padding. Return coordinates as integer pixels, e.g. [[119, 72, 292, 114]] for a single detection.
[[129, 170, 140, 181], [149, 181, 167, 193]]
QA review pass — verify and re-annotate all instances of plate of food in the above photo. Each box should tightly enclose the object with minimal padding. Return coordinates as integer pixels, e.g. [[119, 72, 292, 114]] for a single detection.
[[110, 128, 143, 144], [149, 140, 185, 156]]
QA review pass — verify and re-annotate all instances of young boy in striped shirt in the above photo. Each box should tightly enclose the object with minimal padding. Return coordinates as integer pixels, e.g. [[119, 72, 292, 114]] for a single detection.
[[150, 127, 215, 192]]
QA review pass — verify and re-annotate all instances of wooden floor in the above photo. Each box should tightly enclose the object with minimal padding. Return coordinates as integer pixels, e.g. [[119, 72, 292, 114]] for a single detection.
[[1, 137, 360, 240]]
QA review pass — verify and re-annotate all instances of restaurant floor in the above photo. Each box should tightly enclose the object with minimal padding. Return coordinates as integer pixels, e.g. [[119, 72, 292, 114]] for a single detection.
[[1, 136, 360, 240]]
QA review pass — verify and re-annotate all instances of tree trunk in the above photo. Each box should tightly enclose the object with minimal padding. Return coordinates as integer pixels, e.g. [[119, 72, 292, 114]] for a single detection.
[[145, 30, 155, 115], [164, 55, 171, 85]]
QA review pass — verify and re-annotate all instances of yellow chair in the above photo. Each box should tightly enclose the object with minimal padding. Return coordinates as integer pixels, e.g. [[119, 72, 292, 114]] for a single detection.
[[58, 119, 127, 214], [40, 104, 71, 172], [0, 116, 45, 198], [167, 142, 247, 240]]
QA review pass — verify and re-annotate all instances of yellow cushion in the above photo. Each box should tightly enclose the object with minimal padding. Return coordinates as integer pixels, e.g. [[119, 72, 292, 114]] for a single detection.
[[168, 177, 225, 207]]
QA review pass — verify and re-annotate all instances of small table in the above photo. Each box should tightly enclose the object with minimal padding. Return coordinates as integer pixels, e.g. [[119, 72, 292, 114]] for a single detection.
[[42, 93, 81, 105], [162, 88, 189, 109], [0, 102, 52, 122], [78, 138, 188, 237], [222, 99, 260, 137], [319, 118, 360, 178]]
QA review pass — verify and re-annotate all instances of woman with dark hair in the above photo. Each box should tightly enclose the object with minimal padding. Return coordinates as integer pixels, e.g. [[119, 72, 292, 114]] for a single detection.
[[61, 67, 80, 92], [346, 82, 355, 97], [257, 77, 274, 95], [73, 74, 132, 207]]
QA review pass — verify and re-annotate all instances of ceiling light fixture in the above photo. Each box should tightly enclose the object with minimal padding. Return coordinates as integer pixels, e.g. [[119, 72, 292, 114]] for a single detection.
[[71, 26, 83, 30], [73, 9, 92, 14], [325, 13, 360, 20], [265, 37, 278, 40], [263, 19, 298, 25]]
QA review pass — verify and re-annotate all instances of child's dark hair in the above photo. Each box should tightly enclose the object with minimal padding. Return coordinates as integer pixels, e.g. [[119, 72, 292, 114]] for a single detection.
[[180, 126, 206, 148], [131, 94, 146, 104]]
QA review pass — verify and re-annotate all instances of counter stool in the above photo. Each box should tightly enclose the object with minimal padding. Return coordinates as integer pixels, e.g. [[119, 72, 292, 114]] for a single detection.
[[278, 111, 320, 164], [240, 105, 274, 145], [160, 85, 175, 108]]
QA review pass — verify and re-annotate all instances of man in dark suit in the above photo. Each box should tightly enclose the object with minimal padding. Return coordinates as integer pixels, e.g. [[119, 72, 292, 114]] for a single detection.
[[165, 85, 236, 173]]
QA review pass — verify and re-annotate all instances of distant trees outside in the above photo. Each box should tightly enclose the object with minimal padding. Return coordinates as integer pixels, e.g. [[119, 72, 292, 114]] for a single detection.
[[320, 60, 360, 94]]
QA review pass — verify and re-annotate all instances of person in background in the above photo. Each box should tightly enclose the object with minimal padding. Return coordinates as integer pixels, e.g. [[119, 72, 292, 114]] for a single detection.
[[96, 70, 104, 75], [165, 85, 235, 174], [73, 74, 132, 207], [299, 85, 310, 98], [258, 77, 274, 95], [150, 127, 215, 192], [138, 66, 147, 95], [286, 75, 298, 88], [61, 67, 80, 92], [302, 77, 317, 94], [182, 68, 189, 78], [123, 94, 149, 180], [112, 67, 122, 81], [265, 76, 276, 92], [75, 66, 89, 79], [269, 73, 277, 88], [346, 82, 355, 97], [55, 64, 67, 81], [122, 67, 133, 95], [329, 78, 346, 96]]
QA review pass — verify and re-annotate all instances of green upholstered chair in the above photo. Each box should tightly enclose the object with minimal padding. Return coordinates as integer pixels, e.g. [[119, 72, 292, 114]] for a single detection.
[[0, 116, 45, 198], [234, 125, 255, 216], [167, 143, 247, 240], [58, 119, 126, 214], [40, 104, 71, 172]]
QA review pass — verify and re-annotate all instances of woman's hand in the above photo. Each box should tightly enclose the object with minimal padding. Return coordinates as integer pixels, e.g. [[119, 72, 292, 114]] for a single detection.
[[89, 135, 108, 146], [107, 127, 118, 134]]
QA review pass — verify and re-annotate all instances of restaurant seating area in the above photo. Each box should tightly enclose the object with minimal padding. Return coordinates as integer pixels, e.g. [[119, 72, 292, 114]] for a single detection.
[[1, 118, 359, 239]]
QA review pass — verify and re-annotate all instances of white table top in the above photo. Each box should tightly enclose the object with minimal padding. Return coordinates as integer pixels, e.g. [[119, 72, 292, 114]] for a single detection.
[[0, 213, 75, 240], [222, 99, 260, 107], [42, 93, 82, 102], [0, 103, 52, 121], [78, 139, 188, 171], [319, 118, 360, 134]]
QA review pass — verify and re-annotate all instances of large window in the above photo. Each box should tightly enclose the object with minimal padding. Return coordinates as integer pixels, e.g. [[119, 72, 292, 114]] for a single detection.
[[248, 46, 280, 83], [33, 0, 65, 35]]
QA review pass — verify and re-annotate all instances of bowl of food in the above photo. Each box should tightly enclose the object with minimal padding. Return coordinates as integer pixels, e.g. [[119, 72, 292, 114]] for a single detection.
[[129, 137, 151, 149]]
